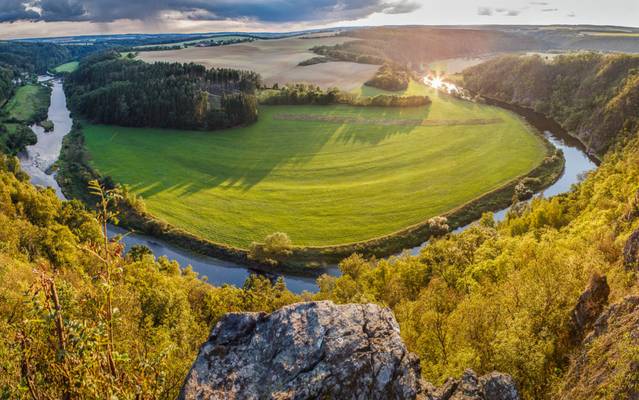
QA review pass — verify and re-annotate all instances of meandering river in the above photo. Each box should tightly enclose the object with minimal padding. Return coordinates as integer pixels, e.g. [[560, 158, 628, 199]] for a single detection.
[[20, 76, 597, 293]]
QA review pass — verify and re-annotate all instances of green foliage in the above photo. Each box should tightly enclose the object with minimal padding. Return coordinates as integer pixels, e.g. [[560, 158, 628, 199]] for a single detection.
[[0, 154, 300, 397], [365, 64, 410, 91], [260, 83, 430, 107], [65, 53, 260, 130], [249, 232, 293, 265], [3, 83, 51, 124]]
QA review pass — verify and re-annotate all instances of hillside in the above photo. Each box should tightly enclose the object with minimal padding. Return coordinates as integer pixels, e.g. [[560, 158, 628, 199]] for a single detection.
[[310, 27, 543, 67], [462, 53, 639, 155]]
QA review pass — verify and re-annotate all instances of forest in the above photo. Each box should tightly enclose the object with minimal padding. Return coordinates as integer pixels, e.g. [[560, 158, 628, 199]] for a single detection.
[[463, 53, 639, 155], [65, 51, 260, 130]]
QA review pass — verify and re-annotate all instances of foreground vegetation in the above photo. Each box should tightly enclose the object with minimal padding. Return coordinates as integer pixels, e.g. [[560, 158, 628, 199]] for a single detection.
[[79, 98, 546, 249]]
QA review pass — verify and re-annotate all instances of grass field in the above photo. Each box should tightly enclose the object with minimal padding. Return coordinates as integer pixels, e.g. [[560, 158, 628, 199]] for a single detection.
[[138, 36, 378, 90], [53, 61, 79, 73], [83, 86, 547, 248], [3, 84, 49, 122]]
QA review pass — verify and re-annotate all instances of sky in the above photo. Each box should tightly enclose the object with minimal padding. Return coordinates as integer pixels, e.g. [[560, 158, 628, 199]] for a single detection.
[[0, 0, 637, 39]]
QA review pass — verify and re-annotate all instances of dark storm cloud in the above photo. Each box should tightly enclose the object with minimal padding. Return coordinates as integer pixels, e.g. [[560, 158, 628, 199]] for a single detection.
[[0, 0, 421, 23], [0, 0, 40, 22]]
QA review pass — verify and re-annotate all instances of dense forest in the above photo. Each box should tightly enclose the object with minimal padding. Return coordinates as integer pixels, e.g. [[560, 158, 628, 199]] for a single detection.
[[0, 66, 14, 106], [463, 53, 639, 155], [65, 51, 261, 130], [364, 64, 411, 91], [0, 41, 72, 74]]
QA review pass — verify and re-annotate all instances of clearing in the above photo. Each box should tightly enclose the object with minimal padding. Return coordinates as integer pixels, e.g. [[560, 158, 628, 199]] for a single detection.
[[3, 84, 49, 122], [83, 85, 547, 248], [53, 61, 79, 73], [137, 36, 379, 90]]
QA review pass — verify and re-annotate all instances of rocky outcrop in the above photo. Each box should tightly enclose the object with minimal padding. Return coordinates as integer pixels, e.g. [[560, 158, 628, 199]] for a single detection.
[[567, 273, 610, 345], [557, 296, 639, 399], [623, 229, 639, 270], [179, 301, 423, 399], [423, 370, 519, 400], [179, 301, 521, 400]]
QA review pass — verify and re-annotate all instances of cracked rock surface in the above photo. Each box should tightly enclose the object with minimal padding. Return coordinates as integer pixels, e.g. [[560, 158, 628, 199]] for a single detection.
[[179, 301, 422, 400]]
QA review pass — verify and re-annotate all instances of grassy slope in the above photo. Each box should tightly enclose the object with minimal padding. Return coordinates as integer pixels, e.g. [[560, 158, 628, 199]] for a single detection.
[[3, 84, 49, 122], [53, 61, 79, 73], [83, 85, 546, 248]]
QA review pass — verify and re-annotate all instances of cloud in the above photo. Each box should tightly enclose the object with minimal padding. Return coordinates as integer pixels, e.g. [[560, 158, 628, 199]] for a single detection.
[[0, 0, 421, 23], [541, 8, 558, 12], [0, 0, 40, 22], [529, 1, 549, 4], [494, 7, 521, 16], [477, 7, 492, 16], [567, 11, 576, 17]]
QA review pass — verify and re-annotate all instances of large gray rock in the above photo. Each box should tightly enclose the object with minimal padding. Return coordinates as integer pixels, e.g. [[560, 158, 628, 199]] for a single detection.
[[179, 301, 423, 400], [423, 370, 519, 400]]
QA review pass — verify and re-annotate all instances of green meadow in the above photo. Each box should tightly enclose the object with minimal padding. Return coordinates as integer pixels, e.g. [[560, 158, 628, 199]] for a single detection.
[[83, 88, 547, 248], [53, 61, 79, 73], [3, 84, 49, 122]]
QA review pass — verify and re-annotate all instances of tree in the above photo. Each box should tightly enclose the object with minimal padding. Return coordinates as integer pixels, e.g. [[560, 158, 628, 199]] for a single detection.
[[248, 232, 293, 265]]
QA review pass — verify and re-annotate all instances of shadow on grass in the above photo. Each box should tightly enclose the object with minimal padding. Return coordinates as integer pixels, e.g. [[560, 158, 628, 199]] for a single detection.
[[117, 105, 430, 197]]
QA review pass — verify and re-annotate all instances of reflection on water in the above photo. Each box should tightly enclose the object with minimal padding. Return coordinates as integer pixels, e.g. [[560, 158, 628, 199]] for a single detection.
[[20, 76, 597, 293]]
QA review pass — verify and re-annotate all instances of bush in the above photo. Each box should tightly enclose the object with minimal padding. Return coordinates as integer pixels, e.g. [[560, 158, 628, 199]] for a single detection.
[[249, 232, 293, 265]]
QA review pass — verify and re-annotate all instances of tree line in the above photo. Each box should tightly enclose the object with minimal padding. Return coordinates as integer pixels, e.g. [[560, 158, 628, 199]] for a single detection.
[[364, 64, 410, 91], [260, 83, 430, 107], [65, 51, 261, 130]]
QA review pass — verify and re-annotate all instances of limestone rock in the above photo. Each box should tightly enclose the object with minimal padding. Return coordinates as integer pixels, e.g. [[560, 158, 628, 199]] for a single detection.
[[623, 229, 639, 270], [423, 369, 519, 400], [568, 273, 610, 345], [179, 301, 423, 400]]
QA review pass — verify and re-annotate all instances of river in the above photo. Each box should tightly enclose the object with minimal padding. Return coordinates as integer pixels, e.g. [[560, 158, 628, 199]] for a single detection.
[[19, 76, 597, 293]]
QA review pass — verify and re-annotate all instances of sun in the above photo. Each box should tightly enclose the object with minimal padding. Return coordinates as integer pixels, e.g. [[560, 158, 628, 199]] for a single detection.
[[431, 76, 444, 89]]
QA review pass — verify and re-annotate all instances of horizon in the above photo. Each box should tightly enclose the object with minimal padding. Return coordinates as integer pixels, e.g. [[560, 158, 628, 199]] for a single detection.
[[1, 0, 637, 40]]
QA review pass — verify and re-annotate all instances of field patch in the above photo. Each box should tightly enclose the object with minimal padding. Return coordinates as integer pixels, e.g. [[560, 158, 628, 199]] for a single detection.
[[137, 36, 378, 90], [83, 93, 547, 248], [3, 84, 49, 122]]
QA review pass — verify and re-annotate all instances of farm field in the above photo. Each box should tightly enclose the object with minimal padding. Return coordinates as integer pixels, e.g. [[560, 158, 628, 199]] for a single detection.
[[53, 61, 79, 73], [137, 36, 379, 90], [83, 89, 547, 248]]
